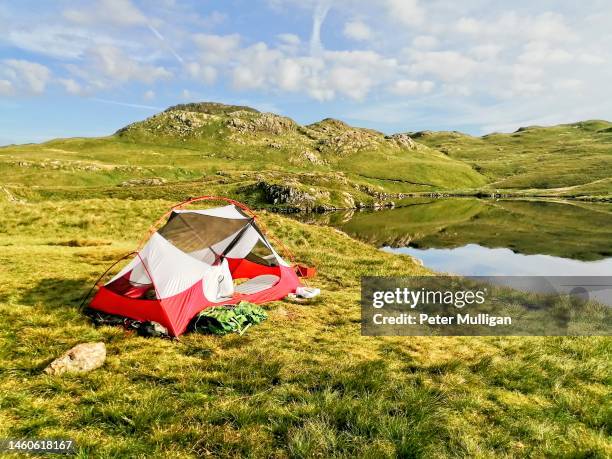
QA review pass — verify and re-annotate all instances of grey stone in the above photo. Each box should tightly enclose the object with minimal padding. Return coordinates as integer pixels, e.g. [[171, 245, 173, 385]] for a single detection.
[[44, 342, 106, 375]]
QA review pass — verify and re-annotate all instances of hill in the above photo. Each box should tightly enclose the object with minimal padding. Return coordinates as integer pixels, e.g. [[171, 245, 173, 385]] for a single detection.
[[1, 103, 610, 207], [411, 120, 612, 198], [0, 102, 488, 209]]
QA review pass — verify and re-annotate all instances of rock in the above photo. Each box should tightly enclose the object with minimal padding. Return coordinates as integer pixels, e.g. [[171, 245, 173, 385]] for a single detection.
[[341, 192, 355, 208], [164, 102, 259, 115], [120, 177, 167, 187], [116, 110, 215, 138], [227, 113, 297, 135], [44, 342, 106, 375], [256, 182, 316, 206], [410, 130, 433, 138], [138, 321, 169, 338], [306, 118, 383, 155], [386, 133, 417, 150], [301, 150, 325, 165], [1, 186, 25, 203]]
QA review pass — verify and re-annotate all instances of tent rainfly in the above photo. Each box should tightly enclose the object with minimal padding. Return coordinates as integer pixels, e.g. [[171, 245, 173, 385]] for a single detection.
[[89, 198, 302, 336]]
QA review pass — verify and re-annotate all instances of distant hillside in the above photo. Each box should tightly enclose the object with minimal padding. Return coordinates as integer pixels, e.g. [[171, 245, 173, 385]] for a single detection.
[[0, 102, 610, 207], [411, 120, 612, 197]]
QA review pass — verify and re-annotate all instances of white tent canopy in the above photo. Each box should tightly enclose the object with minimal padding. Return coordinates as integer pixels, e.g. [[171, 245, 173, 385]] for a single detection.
[[107, 205, 289, 302]]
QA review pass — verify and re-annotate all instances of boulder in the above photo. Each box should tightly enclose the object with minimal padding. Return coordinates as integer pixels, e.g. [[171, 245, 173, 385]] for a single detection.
[[227, 113, 297, 135], [120, 177, 167, 187], [257, 182, 317, 206], [386, 133, 417, 150], [301, 150, 325, 165], [44, 342, 106, 375]]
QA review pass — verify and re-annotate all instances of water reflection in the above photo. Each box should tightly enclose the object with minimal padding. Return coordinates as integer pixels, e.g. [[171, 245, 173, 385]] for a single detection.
[[293, 198, 612, 276], [387, 244, 612, 276]]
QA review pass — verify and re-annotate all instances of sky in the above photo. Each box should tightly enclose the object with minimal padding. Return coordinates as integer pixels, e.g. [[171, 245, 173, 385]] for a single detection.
[[1, 0, 611, 145]]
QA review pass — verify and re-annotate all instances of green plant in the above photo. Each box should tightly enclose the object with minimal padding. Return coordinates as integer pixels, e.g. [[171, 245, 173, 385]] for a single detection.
[[192, 302, 268, 335]]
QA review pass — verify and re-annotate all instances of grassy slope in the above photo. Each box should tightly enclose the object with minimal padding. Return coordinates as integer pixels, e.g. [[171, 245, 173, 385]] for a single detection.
[[1, 106, 610, 206], [0, 105, 487, 209], [411, 120, 612, 198], [0, 197, 610, 457]]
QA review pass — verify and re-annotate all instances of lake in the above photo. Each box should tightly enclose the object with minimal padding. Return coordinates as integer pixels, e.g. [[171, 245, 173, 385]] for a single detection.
[[294, 198, 612, 276]]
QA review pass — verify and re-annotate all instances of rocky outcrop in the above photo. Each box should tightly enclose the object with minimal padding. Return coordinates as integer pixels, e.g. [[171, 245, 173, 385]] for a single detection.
[[227, 112, 297, 135], [165, 102, 259, 115], [116, 110, 217, 138], [113, 102, 426, 160], [289, 150, 326, 166], [120, 177, 167, 187], [256, 182, 318, 206], [8, 159, 121, 172], [305, 118, 381, 155], [44, 342, 106, 375], [386, 133, 417, 150]]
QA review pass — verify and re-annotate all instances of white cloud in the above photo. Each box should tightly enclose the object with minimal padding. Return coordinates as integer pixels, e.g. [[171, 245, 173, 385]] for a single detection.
[[578, 54, 605, 65], [552, 79, 583, 91], [409, 51, 478, 81], [328, 66, 372, 100], [185, 62, 217, 84], [143, 89, 155, 101], [193, 33, 241, 64], [277, 58, 303, 91], [412, 35, 437, 50], [454, 11, 575, 44], [390, 79, 434, 95], [64, 0, 147, 27], [91, 98, 161, 110], [386, 0, 425, 26], [518, 41, 572, 64], [88, 45, 172, 84], [277, 33, 300, 46], [231, 42, 283, 90], [455, 17, 481, 35], [309, 2, 329, 54], [6, 25, 96, 59], [1, 59, 51, 94], [470, 44, 502, 60], [58, 78, 84, 95], [277, 33, 301, 54], [0, 80, 14, 96], [343, 20, 372, 41]]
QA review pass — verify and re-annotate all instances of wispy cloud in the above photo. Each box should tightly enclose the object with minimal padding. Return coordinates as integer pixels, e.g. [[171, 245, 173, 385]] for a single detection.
[[90, 98, 162, 110], [147, 23, 184, 64]]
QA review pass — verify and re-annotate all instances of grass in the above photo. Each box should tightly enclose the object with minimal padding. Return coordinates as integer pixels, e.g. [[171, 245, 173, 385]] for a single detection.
[[412, 120, 612, 198], [0, 103, 610, 456], [0, 103, 490, 209], [2, 108, 610, 210], [0, 197, 610, 457]]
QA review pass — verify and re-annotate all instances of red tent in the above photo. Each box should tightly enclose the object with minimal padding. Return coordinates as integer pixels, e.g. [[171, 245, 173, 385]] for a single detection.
[[89, 197, 301, 336]]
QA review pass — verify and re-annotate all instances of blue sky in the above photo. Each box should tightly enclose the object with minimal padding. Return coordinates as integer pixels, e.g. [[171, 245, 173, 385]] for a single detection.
[[1, 0, 611, 145]]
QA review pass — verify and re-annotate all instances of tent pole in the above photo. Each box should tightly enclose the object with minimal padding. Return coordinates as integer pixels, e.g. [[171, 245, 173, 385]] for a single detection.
[[78, 251, 137, 310]]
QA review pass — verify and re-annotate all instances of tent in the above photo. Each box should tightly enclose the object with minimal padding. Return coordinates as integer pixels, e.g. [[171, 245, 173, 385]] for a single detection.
[[89, 197, 302, 336]]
